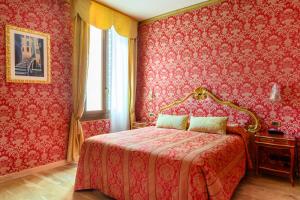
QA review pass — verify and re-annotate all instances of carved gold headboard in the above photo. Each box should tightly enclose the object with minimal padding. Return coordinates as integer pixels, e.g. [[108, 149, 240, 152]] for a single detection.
[[159, 86, 261, 133]]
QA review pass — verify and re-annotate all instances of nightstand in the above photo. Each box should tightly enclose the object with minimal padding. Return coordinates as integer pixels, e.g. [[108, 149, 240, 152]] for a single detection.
[[131, 121, 151, 129], [255, 132, 296, 186]]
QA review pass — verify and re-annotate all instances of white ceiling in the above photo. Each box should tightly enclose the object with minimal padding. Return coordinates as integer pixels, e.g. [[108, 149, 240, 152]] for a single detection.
[[96, 0, 209, 21]]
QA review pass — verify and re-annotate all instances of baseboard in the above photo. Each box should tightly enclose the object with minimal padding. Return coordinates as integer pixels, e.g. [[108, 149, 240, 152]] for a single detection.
[[0, 160, 68, 183]]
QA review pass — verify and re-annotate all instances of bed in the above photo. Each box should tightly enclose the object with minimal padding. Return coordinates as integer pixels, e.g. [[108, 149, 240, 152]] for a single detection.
[[74, 86, 261, 200]]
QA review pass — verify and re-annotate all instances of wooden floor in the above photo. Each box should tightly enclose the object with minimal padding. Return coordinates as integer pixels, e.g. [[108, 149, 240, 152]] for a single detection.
[[0, 164, 299, 200]]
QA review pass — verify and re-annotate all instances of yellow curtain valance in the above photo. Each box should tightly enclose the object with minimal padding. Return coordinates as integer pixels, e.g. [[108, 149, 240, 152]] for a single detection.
[[72, 0, 138, 39]]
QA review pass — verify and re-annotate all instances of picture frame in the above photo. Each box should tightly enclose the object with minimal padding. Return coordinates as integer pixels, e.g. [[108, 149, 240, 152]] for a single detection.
[[6, 25, 51, 84]]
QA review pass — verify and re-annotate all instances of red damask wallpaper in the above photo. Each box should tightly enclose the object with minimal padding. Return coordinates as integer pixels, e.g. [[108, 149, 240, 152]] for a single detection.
[[136, 0, 300, 136], [0, 0, 72, 176], [0, 1, 110, 176], [81, 119, 110, 138]]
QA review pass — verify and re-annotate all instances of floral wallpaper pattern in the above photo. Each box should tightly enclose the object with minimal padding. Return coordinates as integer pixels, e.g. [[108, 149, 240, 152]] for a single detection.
[[1, 0, 300, 177], [136, 0, 300, 137], [0, 0, 110, 176], [0, 0, 72, 176], [82, 119, 110, 138]]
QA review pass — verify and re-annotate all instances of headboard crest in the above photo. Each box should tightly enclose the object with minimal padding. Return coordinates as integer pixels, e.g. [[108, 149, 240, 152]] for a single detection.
[[159, 86, 261, 133]]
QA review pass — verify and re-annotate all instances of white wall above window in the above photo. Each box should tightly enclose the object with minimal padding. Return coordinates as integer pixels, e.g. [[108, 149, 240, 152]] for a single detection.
[[95, 0, 210, 21]]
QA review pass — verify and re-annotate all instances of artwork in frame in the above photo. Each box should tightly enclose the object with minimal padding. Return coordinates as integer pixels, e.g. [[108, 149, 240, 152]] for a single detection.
[[6, 25, 51, 83]]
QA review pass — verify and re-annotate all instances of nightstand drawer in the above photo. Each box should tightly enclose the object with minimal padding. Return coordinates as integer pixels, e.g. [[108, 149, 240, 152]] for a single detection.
[[255, 131, 296, 186], [256, 137, 295, 146]]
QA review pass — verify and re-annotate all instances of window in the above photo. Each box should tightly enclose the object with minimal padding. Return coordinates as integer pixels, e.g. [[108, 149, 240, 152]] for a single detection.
[[87, 26, 103, 111], [83, 26, 129, 121], [82, 25, 108, 120]]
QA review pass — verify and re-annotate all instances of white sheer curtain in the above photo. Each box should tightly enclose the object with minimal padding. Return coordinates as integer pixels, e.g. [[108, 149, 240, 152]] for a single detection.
[[109, 28, 129, 132]]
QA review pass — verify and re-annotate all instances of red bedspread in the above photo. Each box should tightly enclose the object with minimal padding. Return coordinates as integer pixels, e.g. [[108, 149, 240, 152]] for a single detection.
[[75, 127, 249, 200]]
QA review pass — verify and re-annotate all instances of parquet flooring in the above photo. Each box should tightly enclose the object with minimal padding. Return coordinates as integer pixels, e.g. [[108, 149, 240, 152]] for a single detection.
[[0, 164, 299, 200]]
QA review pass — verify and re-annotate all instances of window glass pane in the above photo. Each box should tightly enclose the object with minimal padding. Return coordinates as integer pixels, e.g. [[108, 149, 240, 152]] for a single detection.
[[86, 25, 103, 111]]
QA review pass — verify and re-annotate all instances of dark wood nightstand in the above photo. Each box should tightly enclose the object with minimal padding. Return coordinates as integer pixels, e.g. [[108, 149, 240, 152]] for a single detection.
[[255, 132, 296, 186]]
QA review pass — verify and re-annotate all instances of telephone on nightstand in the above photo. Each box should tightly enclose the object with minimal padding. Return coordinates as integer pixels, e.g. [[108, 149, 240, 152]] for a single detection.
[[268, 129, 284, 135], [268, 121, 284, 135]]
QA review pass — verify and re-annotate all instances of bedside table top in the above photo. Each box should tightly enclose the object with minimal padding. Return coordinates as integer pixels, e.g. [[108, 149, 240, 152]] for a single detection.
[[132, 121, 155, 125], [132, 121, 147, 125], [255, 131, 295, 141]]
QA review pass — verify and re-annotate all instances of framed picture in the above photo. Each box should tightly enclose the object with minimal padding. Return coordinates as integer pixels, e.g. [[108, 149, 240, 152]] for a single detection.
[[6, 25, 51, 84]]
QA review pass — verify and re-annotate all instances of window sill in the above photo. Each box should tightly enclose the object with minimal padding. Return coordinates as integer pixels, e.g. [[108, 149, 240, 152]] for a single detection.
[[81, 111, 110, 121]]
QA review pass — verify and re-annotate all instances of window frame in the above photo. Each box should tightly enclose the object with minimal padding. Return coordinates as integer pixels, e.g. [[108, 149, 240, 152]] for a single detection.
[[81, 29, 109, 121]]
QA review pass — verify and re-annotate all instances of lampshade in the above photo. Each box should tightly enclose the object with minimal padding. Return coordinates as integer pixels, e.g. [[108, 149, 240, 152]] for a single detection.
[[269, 83, 281, 102]]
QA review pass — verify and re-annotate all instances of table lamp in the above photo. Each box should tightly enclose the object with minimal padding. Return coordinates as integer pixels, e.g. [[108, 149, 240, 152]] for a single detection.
[[268, 83, 283, 134]]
